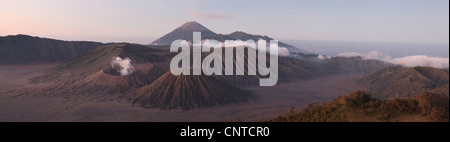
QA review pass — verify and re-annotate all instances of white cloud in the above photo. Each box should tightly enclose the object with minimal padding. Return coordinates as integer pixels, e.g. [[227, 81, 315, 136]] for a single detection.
[[337, 52, 364, 58], [204, 40, 290, 57], [390, 55, 449, 69], [277, 47, 291, 57], [337, 51, 384, 60], [337, 51, 449, 69], [317, 55, 331, 60]]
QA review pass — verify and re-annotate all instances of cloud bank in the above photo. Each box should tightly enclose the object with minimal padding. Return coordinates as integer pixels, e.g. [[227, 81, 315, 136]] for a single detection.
[[337, 51, 449, 69], [203, 40, 291, 57], [390, 55, 449, 69], [337, 51, 384, 59]]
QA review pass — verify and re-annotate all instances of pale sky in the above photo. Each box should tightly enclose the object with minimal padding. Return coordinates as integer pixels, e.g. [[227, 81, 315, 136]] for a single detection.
[[1, 0, 448, 44]]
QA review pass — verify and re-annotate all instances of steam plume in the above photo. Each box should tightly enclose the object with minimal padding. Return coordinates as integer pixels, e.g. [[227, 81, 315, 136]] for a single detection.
[[111, 56, 135, 75]]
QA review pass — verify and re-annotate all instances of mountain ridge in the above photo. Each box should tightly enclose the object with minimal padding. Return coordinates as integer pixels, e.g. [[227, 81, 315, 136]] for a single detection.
[[0, 34, 103, 65]]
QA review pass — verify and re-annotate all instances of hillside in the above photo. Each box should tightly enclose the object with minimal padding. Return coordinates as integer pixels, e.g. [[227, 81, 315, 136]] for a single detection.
[[266, 90, 449, 122], [0, 35, 103, 65], [326, 56, 390, 73], [360, 66, 449, 98], [131, 71, 253, 110], [31, 44, 169, 83], [429, 84, 450, 96]]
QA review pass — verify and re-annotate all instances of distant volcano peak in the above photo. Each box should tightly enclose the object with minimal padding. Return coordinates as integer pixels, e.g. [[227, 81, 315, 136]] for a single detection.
[[151, 21, 216, 45], [177, 21, 213, 32], [230, 31, 247, 35]]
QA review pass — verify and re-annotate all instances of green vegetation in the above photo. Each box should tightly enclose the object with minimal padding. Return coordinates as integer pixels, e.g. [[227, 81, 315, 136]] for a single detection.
[[266, 90, 449, 122]]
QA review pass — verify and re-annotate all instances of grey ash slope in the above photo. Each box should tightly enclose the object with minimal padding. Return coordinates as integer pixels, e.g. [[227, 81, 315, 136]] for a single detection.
[[131, 71, 253, 110]]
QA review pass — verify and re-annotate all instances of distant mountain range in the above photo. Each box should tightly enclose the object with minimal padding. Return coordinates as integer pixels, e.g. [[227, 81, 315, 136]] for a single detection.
[[152, 21, 306, 53], [0, 35, 103, 65]]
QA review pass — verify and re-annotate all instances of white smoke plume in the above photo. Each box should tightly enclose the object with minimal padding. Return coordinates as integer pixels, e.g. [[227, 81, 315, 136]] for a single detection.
[[337, 51, 449, 69], [111, 56, 135, 75]]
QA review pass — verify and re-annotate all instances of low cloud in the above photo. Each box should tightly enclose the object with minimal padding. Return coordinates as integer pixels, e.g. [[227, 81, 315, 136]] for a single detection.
[[337, 51, 383, 59], [390, 55, 449, 69], [337, 52, 364, 58], [277, 47, 291, 57], [337, 51, 449, 69], [203, 40, 290, 57], [317, 55, 331, 60], [189, 11, 231, 20]]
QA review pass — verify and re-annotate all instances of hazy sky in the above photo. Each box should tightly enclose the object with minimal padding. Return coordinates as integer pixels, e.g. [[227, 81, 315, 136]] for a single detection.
[[1, 0, 448, 44]]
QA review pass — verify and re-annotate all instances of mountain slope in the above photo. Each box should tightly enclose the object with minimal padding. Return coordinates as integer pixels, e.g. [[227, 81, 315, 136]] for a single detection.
[[326, 56, 391, 73], [0, 34, 103, 65], [430, 84, 449, 96], [360, 66, 449, 98], [27, 44, 168, 98], [31, 44, 168, 84], [131, 71, 253, 110]]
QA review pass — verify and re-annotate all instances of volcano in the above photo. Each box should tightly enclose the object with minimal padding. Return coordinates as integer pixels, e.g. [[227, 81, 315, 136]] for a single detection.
[[152, 21, 217, 45], [151, 21, 306, 53], [131, 71, 253, 110]]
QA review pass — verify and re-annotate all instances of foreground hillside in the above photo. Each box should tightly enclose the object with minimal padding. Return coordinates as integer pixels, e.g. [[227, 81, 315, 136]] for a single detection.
[[267, 90, 449, 122], [0, 35, 103, 65]]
